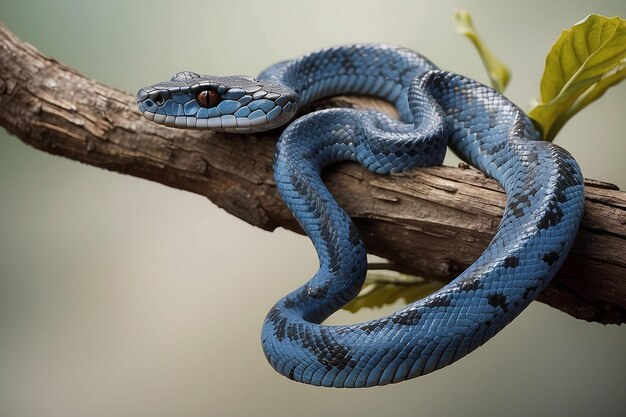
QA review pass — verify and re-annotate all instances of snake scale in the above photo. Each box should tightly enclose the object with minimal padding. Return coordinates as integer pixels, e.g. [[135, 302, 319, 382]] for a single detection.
[[136, 44, 585, 388]]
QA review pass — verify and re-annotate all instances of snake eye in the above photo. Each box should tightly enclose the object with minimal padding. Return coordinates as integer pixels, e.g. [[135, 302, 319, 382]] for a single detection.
[[196, 89, 220, 108], [154, 95, 165, 106]]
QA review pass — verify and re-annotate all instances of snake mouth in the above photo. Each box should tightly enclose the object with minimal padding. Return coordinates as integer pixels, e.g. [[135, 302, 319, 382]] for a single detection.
[[136, 79, 298, 132], [139, 111, 297, 132]]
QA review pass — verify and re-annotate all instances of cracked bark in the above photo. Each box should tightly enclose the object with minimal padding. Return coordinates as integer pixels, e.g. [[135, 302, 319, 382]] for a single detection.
[[1, 23, 624, 324]]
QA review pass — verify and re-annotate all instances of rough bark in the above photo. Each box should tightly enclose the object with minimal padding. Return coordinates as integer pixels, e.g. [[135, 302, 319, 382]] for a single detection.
[[0, 23, 624, 324]]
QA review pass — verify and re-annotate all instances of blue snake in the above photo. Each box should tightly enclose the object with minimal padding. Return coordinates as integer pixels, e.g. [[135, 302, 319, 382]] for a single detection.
[[136, 44, 585, 388]]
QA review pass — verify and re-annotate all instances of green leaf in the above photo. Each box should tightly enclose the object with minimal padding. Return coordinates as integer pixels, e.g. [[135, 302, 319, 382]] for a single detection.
[[454, 9, 511, 92], [342, 272, 443, 313], [528, 14, 626, 141]]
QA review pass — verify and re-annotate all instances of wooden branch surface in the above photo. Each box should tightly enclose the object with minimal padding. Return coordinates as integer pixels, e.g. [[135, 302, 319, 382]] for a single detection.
[[1, 23, 624, 324]]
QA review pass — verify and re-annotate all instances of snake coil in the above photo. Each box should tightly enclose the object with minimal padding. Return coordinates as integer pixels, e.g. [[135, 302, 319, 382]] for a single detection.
[[137, 44, 584, 388]]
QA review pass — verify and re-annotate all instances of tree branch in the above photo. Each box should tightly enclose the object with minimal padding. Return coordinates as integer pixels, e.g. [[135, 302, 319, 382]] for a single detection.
[[1, 23, 624, 324]]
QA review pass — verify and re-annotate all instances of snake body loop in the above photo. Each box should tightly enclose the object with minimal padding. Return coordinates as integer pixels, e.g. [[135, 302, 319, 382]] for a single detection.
[[137, 44, 585, 388]]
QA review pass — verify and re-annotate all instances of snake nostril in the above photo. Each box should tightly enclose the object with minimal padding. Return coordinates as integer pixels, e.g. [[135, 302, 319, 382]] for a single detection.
[[154, 95, 165, 106]]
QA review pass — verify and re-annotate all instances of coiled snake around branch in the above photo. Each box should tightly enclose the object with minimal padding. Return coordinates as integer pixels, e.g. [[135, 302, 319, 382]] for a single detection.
[[136, 44, 584, 388]]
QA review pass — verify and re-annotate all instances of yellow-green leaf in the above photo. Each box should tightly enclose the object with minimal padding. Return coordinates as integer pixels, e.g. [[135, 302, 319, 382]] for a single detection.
[[454, 9, 511, 92], [342, 273, 443, 313], [529, 14, 626, 141]]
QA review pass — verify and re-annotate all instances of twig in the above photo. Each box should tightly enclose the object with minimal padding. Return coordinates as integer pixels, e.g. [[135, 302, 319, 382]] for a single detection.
[[0, 23, 624, 324]]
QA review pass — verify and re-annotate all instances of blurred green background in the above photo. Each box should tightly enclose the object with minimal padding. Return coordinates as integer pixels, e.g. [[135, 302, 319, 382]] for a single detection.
[[1, 1, 625, 416]]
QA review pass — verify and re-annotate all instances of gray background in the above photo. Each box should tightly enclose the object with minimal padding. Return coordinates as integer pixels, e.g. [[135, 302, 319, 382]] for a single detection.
[[1, 1, 624, 416]]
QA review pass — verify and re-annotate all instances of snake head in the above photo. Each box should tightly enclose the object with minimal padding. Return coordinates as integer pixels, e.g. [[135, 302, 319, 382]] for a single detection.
[[136, 71, 298, 132]]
